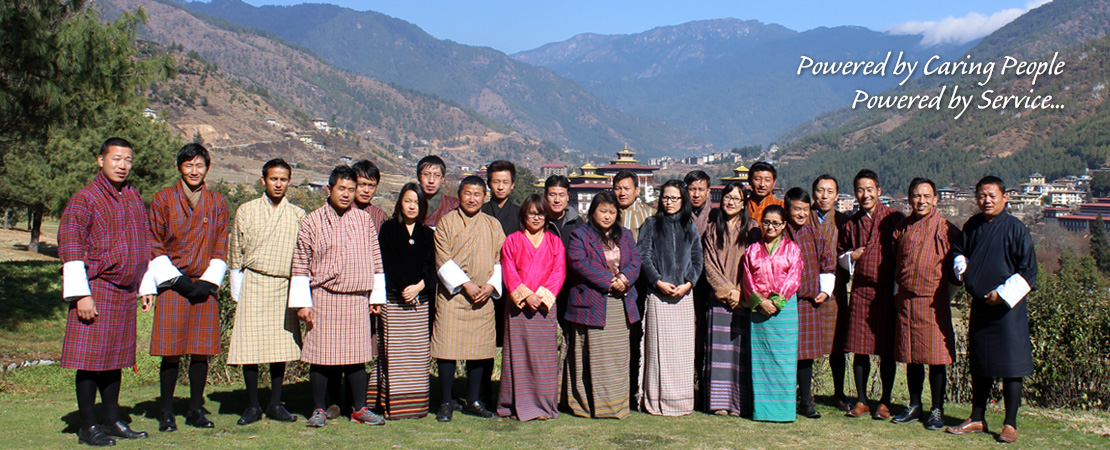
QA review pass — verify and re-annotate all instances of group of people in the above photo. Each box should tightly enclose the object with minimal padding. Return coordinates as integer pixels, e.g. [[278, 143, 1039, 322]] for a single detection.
[[59, 138, 1037, 446]]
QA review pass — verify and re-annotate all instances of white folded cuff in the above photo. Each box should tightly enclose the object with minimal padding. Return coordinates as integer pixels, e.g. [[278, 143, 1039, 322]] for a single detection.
[[229, 269, 243, 303], [818, 273, 835, 297], [488, 264, 503, 299], [954, 255, 968, 282], [149, 255, 184, 287], [62, 261, 92, 301], [139, 270, 157, 297], [995, 273, 1031, 308], [438, 260, 470, 295], [370, 272, 387, 305], [838, 251, 855, 275], [288, 275, 313, 308], [200, 259, 227, 287]]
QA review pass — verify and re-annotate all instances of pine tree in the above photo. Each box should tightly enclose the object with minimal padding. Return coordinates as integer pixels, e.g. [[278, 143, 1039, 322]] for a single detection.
[[0, 3, 181, 252], [1089, 214, 1110, 274]]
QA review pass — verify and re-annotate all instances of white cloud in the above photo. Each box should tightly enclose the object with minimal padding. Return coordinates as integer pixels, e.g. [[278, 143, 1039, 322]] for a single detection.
[[886, 0, 1053, 46]]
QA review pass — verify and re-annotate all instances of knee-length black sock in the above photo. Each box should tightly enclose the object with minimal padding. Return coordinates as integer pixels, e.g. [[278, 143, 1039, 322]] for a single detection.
[[906, 364, 925, 406], [345, 365, 368, 412], [76, 370, 99, 428], [830, 353, 847, 400], [1002, 377, 1022, 428], [879, 357, 896, 405], [853, 354, 871, 404], [310, 365, 332, 411], [188, 357, 208, 412], [929, 365, 946, 409], [797, 359, 814, 403], [243, 364, 261, 408], [970, 374, 992, 422], [438, 360, 457, 404], [268, 362, 286, 408], [159, 360, 179, 413], [467, 359, 491, 404], [97, 370, 122, 424]]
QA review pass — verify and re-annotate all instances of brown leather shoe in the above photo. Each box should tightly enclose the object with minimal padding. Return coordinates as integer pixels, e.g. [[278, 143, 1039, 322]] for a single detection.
[[871, 403, 891, 420], [846, 402, 870, 418], [997, 425, 1018, 443], [946, 418, 988, 435], [834, 397, 852, 412]]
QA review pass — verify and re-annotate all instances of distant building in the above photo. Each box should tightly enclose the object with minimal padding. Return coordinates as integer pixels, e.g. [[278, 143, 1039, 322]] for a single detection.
[[836, 193, 856, 214], [937, 187, 957, 200], [719, 164, 750, 183], [1055, 198, 1110, 233], [540, 163, 567, 178], [590, 144, 660, 203], [567, 163, 613, 216], [1048, 189, 1086, 206], [312, 118, 331, 132]]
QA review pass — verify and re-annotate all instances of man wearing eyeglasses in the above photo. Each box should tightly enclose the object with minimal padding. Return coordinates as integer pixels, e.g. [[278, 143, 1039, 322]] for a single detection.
[[417, 155, 460, 228]]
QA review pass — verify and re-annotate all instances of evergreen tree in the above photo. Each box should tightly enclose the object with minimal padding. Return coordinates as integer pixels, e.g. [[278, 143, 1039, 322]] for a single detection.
[[0, 3, 181, 252], [1090, 213, 1110, 274]]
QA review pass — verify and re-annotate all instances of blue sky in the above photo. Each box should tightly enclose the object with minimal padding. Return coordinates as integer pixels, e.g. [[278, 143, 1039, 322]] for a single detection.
[[238, 0, 1051, 53]]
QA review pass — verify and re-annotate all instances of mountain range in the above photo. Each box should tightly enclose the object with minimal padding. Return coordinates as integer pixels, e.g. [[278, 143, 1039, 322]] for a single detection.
[[98, 0, 577, 174], [513, 19, 973, 149], [178, 0, 701, 157], [776, 0, 1110, 191]]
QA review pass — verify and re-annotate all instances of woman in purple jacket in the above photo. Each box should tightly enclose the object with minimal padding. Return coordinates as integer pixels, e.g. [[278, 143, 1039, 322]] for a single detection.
[[563, 192, 641, 419]]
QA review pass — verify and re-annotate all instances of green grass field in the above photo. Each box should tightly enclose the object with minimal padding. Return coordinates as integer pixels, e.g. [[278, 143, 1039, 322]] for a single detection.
[[1, 260, 1107, 449]]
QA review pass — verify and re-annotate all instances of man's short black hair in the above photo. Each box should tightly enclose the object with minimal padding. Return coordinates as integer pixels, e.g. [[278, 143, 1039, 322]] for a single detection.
[[486, 160, 516, 183], [176, 143, 211, 168], [262, 158, 292, 178], [612, 170, 638, 187], [976, 175, 1006, 193], [351, 159, 381, 182], [783, 187, 811, 209], [458, 175, 487, 196], [545, 175, 571, 191], [100, 137, 133, 156], [853, 169, 880, 189], [907, 177, 936, 195], [748, 161, 777, 181], [683, 170, 710, 186], [417, 155, 446, 177], [328, 165, 358, 187], [812, 174, 838, 195]]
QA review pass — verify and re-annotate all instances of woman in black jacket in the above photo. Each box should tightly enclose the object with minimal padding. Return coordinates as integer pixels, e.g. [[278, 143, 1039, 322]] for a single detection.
[[637, 179, 704, 416], [377, 182, 437, 419]]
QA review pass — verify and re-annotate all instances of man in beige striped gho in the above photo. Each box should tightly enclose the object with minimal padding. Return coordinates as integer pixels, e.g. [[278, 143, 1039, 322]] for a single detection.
[[227, 159, 305, 425], [431, 176, 506, 422], [290, 165, 386, 427]]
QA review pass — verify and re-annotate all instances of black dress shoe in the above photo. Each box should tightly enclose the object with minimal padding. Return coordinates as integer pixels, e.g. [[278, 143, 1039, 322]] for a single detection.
[[798, 401, 822, 419], [891, 404, 923, 424], [265, 404, 297, 422], [158, 412, 177, 432], [435, 402, 455, 422], [185, 409, 214, 428], [461, 400, 496, 418], [237, 406, 263, 425], [101, 421, 148, 439], [924, 407, 945, 430], [77, 425, 116, 446]]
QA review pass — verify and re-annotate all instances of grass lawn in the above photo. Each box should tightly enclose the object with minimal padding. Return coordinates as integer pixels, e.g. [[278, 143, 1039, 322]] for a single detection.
[[1, 260, 1107, 449], [1, 381, 1108, 449]]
